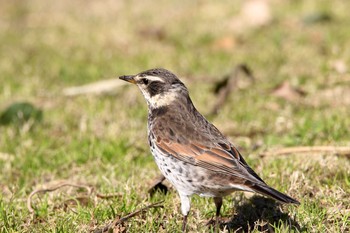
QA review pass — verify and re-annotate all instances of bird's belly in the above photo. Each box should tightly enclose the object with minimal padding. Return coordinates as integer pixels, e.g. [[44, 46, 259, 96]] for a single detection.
[[150, 146, 235, 197]]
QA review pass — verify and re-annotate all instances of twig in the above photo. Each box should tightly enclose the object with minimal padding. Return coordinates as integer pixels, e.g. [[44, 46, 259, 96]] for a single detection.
[[27, 182, 93, 221], [210, 64, 255, 116], [260, 146, 350, 157], [96, 192, 122, 199], [93, 201, 164, 233], [26, 180, 133, 227]]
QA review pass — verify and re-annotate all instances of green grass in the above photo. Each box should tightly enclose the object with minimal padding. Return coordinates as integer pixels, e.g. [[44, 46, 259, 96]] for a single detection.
[[1, 0, 350, 232]]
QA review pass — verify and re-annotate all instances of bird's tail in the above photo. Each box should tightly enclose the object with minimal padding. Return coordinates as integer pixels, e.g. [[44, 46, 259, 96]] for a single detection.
[[251, 183, 300, 205]]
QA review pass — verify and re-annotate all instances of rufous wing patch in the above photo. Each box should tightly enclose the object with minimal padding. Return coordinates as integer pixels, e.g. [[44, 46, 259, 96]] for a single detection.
[[155, 138, 266, 184], [157, 140, 236, 169]]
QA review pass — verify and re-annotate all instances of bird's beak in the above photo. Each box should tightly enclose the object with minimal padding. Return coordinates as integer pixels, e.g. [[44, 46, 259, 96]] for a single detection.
[[119, 75, 136, 84]]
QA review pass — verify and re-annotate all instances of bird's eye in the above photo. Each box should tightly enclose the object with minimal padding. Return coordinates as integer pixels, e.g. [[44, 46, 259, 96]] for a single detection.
[[141, 78, 149, 85]]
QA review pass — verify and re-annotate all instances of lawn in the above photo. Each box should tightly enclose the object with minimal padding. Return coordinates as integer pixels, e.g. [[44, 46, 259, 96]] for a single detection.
[[0, 0, 349, 232]]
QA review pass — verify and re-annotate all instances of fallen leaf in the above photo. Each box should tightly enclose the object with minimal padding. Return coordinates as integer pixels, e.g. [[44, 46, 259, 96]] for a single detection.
[[229, 0, 272, 33], [272, 81, 306, 102], [148, 175, 168, 197], [211, 35, 236, 50], [331, 59, 347, 74]]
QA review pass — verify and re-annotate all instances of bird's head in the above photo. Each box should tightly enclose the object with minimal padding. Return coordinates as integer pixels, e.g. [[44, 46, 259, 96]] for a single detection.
[[119, 68, 189, 110]]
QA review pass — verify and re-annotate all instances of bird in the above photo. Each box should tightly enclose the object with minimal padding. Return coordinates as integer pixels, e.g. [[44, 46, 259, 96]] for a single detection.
[[119, 68, 299, 231]]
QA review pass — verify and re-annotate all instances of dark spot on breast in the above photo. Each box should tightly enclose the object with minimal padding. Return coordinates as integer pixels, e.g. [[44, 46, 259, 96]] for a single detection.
[[208, 174, 215, 180], [178, 167, 183, 174], [152, 106, 168, 117], [199, 176, 205, 182], [167, 169, 171, 173], [157, 137, 161, 143], [187, 179, 193, 183]]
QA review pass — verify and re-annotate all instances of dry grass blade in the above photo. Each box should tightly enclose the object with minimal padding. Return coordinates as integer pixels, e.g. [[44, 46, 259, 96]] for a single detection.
[[63, 79, 126, 96], [260, 146, 350, 158], [93, 201, 164, 233]]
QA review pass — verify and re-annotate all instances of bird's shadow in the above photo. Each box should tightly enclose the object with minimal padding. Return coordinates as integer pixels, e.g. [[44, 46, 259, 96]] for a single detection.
[[213, 196, 304, 232]]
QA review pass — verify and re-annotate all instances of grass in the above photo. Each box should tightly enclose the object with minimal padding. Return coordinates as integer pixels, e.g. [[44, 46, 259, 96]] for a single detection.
[[1, 0, 350, 232]]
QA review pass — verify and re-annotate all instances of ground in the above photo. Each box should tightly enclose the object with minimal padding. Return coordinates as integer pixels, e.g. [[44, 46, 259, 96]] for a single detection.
[[0, 0, 349, 232]]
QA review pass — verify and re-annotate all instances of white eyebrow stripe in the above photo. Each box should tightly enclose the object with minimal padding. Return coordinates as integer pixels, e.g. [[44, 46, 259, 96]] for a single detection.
[[136, 75, 165, 83]]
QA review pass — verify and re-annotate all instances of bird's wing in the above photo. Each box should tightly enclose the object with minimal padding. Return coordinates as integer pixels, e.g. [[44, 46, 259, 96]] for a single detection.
[[155, 137, 266, 184]]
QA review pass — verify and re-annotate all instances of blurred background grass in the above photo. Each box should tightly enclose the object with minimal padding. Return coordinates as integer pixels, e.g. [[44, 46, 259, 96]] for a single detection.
[[0, 0, 349, 232]]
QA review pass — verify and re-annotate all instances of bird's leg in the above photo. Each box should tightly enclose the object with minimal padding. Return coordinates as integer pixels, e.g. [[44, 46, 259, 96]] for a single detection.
[[182, 215, 188, 232], [179, 193, 191, 232], [213, 197, 223, 231]]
